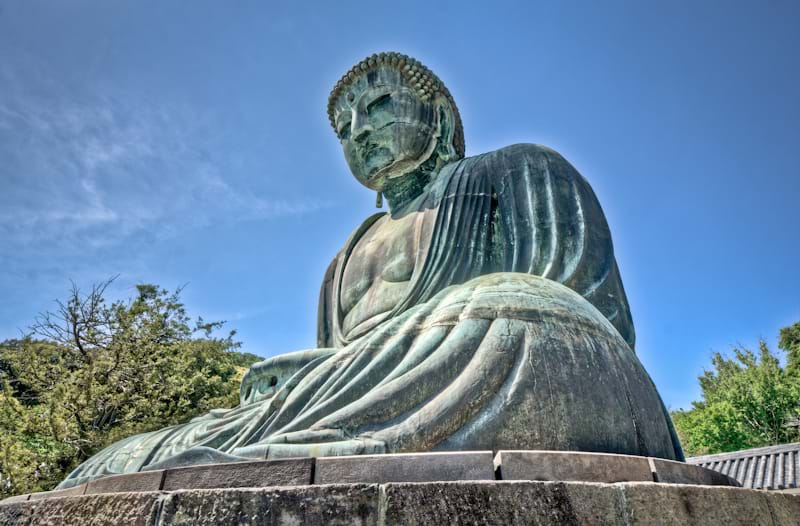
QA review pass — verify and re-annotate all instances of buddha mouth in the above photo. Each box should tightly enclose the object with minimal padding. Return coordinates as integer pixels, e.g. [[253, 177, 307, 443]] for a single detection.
[[361, 144, 394, 177]]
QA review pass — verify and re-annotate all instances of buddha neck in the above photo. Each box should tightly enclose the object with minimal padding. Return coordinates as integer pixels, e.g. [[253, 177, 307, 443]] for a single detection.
[[383, 171, 430, 214], [383, 150, 444, 215]]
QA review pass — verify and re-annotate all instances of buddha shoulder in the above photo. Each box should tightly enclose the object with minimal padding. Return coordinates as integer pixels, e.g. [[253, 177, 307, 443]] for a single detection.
[[443, 143, 586, 193], [466, 143, 572, 171]]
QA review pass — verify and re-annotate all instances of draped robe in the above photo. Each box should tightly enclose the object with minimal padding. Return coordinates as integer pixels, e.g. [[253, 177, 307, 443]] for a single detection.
[[59, 144, 683, 489]]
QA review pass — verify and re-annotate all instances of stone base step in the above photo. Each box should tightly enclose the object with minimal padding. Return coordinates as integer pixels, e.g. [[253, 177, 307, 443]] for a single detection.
[[5, 450, 738, 503], [2, 480, 798, 525]]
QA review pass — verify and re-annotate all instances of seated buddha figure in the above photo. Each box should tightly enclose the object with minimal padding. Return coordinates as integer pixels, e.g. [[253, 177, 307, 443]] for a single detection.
[[59, 52, 683, 489]]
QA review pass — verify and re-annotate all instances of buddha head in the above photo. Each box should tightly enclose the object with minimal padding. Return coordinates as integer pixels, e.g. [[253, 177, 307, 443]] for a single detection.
[[328, 53, 465, 195]]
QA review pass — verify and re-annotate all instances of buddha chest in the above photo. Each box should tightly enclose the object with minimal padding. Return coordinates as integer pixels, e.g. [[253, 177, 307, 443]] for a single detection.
[[339, 211, 423, 336]]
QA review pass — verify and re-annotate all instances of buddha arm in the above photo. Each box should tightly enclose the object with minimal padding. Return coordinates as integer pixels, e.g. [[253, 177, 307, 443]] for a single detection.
[[316, 252, 340, 348]]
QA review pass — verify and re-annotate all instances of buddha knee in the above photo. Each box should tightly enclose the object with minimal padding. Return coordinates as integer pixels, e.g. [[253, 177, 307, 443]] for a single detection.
[[429, 272, 627, 347]]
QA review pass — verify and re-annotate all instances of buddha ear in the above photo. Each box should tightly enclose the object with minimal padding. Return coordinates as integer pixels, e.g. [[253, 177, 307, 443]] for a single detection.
[[433, 94, 458, 162]]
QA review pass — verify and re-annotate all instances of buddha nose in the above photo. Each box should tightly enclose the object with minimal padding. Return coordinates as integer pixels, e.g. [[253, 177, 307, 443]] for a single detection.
[[351, 114, 374, 143]]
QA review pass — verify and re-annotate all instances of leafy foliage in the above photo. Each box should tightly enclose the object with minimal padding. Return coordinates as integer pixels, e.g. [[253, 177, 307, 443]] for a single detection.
[[0, 279, 260, 497], [780, 322, 800, 373], [672, 321, 800, 456]]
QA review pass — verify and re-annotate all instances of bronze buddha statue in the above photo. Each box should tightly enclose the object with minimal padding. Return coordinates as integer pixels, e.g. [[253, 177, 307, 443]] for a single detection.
[[59, 52, 682, 489]]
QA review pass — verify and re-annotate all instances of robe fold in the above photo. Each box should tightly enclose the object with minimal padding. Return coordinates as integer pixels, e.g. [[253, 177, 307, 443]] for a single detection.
[[58, 144, 682, 490], [319, 143, 635, 350]]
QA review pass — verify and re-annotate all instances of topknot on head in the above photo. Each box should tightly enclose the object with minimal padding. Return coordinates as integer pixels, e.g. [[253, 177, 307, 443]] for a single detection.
[[327, 52, 465, 158]]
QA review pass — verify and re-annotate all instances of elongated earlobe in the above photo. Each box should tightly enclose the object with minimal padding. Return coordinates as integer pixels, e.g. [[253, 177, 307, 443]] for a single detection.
[[435, 96, 458, 162], [376, 191, 383, 208]]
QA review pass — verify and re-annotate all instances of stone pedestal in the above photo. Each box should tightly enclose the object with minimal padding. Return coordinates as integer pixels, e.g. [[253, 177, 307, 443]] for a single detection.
[[2, 451, 795, 525]]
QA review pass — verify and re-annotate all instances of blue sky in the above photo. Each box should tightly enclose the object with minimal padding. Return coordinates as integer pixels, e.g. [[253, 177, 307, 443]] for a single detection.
[[1, 0, 797, 411]]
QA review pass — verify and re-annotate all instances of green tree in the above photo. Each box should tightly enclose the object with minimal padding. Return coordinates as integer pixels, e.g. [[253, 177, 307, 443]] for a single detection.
[[672, 324, 800, 456], [780, 321, 800, 373], [0, 279, 260, 497]]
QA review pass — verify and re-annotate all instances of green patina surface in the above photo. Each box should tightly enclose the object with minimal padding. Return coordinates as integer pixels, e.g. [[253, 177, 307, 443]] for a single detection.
[[58, 52, 683, 489]]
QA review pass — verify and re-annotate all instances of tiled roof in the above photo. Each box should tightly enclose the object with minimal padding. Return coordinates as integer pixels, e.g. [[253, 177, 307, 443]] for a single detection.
[[687, 442, 800, 490]]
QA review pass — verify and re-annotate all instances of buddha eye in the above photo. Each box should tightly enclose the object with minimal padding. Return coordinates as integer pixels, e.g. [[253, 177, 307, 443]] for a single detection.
[[367, 93, 392, 114]]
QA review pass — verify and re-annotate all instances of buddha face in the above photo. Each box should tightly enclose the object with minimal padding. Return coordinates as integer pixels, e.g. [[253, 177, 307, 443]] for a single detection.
[[333, 67, 438, 192]]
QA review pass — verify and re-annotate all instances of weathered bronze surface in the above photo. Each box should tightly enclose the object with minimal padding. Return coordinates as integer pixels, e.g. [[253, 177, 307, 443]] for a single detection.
[[58, 52, 683, 489]]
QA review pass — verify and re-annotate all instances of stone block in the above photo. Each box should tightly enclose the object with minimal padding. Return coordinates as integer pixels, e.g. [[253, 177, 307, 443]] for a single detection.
[[157, 484, 379, 525], [314, 451, 495, 484], [85, 470, 165, 494], [161, 457, 313, 491], [381, 480, 625, 525], [0, 501, 36, 526], [650, 457, 739, 486], [4, 479, 799, 526], [26, 493, 161, 526], [0, 495, 29, 505], [763, 491, 800, 525], [495, 450, 653, 483], [142, 446, 251, 471], [620, 482, 773, 525], [27, 484, 86, 501]]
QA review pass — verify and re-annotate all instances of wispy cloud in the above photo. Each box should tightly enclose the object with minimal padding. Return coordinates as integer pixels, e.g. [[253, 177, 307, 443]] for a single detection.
[[0, 63, 330, 256], [0, 58, 336, 341]]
